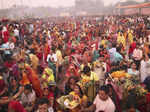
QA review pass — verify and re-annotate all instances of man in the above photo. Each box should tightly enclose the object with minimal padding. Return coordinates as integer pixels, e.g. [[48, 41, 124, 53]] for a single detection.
[[14, 26, 19, 37], [47, 49, 57, 63], [82, 85, 116, 112], [20, 84, 36, 112], [1, 38, 15, 60], [108, 43, 117, 63], [36, 97, 54, 112], [113, 47, 123, 63]]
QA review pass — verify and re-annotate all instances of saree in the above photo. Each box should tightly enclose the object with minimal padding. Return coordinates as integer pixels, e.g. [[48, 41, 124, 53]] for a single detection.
[[44, 43, 50, 62], [12, 64, 20, 78], [65, 65, 79, 78], [128, 31, 133, 45], [69, 92, 87, 112], [56, 50, 63, 65], [0, 78, 6, 93], [20, 72, 30, 86], [143, 43, 149, 55], [8, 101, 26, 112], [29, 54, 39, 70], [101, 39, 107, 48], [42, 67, 55, 86], [3, 30, 9, 43], [117, 33, 126, 49], [81, 72, 99, 102], [25, 64, 43, 97], [86, 82, 97, 103]]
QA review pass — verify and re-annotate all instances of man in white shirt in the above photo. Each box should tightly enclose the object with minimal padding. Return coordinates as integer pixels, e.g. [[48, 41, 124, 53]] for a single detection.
[[108, 43, 117, 63], [81, 85, 116, 112], [47, 50, 57, 63], [20, 84, 36, 111], [14, 26, 19, 37], [1, 39, 15, 60]]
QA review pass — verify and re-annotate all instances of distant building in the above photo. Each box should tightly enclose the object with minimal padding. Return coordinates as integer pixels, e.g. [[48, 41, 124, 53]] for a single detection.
[[115, 1, 150, 15]]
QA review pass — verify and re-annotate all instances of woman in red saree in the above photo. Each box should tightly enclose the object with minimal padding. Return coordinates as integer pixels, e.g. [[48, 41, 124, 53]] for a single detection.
[[8, 101, 26, 112], [2, 27, 9, 43]]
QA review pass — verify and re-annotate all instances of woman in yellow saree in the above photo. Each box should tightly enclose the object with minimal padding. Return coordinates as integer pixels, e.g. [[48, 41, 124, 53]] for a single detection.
[[80, 66, 99, 103], [128, 29, 133, 45], [56, 84, 87, 112], [117, 32, 126, 49], [69, 84, 88, 112], [41, 67, 55, 87]]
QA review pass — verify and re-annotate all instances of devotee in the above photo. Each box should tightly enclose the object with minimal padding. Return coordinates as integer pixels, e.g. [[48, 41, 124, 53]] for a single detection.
[[132, 43, 143, 69], [140, 51, 150, 82], [0, 77, 10, 112], [81, 85, 116, 112], [36, 97, 53, 112], [81, 65, 99, 102], [41, 69, 54, 86], [0, 15, 150, 112], [69, 84, 88, 112], [20, 84, 36, 112], [65, 76, 79, 95], [8, 101, 26, 112], [127, 62, 140, 77]]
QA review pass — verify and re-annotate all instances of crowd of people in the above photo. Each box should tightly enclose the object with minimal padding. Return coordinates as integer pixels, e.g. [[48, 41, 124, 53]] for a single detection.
[[0, 15, 150, 112]]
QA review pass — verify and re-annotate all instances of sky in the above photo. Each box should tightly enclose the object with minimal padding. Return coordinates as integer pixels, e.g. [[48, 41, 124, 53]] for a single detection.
[[0, 0, 145, 9]]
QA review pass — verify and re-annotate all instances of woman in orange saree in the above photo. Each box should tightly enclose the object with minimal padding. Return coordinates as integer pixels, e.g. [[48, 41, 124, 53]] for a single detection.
[[43, 42, 50, 62], [24, 64, 43, 98]]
